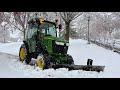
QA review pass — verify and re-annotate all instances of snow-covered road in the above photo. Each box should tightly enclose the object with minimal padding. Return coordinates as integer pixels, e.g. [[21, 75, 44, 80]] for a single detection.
[[0, 52, 26, 78], [0, 39, 120, 78]]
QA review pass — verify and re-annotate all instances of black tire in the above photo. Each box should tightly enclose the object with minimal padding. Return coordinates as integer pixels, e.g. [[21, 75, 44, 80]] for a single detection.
[[43, 54, 51, 69], [19, 44, 31, 64], [37, 54, 50, 70], [66, 54, 74, 64]]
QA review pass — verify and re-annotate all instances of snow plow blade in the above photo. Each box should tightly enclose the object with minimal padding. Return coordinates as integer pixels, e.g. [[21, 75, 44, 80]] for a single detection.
[[52, 64, 105, 72], [52, 59, 105, 72]]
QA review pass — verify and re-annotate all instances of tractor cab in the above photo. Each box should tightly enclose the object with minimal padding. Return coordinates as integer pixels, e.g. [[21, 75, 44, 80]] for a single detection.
[[38, 21, 57, 39], [27, 18, 60, 40]]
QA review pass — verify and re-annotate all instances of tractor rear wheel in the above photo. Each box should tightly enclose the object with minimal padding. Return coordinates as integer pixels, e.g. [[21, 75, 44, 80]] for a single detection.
[[19, 44, 31, 64], [37, 54, 50, 70]]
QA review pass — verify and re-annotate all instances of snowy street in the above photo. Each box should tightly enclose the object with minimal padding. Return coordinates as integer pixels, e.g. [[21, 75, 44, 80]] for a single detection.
[[0, 52, 25, 78], [0, 39, 120, 78]]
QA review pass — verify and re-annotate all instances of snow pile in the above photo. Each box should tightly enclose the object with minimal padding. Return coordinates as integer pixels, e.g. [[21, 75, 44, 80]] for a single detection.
[[8, 54, 100, 78]]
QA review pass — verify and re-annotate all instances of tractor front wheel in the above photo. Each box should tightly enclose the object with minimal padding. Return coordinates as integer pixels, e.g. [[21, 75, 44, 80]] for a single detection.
[[37, 54, 50, 70], [19, 44, 31, 64]]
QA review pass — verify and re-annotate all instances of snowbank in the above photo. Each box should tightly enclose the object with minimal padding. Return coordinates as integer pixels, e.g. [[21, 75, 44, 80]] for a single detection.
[[0, 42, 23, 56]]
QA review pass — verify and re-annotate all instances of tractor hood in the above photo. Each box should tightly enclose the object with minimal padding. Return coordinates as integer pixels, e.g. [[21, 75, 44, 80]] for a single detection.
[[44, 36, 69, 43]]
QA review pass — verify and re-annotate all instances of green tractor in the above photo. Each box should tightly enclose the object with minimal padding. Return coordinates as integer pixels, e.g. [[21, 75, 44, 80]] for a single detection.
[[19, 17, 105, 72], [19, 18, 73, 69]]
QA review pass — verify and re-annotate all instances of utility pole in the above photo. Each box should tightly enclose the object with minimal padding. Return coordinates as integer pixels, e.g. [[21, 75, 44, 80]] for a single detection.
[[87, 16, 90, 44]]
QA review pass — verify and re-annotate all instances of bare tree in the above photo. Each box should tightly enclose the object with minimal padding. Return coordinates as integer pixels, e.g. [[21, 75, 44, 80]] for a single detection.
[[59, 12, 83, 41], [13, 12, 56, 39], [0, 22, 10, 43], [0, 12, 4, 24], [0, 12, 30, 39], [13, 12, 30, 39]]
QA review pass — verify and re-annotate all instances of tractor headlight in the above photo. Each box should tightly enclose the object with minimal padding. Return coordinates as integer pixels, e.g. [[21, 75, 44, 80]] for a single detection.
[[55, 41, 64, 45], [66, 43, 69, 46]]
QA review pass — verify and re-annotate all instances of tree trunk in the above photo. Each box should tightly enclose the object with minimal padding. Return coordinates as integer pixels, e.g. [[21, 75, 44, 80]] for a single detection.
[[65, 21, 70, 41], [23, 28, 26, 39], [3, 32, 5, 43], [109, 32, 112, 40]]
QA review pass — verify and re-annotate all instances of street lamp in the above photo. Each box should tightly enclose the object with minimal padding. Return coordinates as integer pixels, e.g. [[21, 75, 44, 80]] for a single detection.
[[87, 16, 90, 44]]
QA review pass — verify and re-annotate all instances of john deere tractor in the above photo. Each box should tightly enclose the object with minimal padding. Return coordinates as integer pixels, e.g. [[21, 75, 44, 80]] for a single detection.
[[19, 17, 105, 72], [19, 18, 74, 69]]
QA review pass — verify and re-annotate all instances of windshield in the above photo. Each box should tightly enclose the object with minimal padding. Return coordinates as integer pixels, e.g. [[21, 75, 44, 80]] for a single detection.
[[39, 22, 57, 37], [27, 26, 37, 38]]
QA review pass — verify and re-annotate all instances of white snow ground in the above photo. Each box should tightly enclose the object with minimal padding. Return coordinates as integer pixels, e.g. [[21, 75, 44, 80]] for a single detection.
[[0, 39, 120, 78]]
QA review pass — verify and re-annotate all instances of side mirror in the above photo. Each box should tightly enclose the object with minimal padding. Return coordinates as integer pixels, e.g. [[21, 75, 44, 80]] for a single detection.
[[59, 24, 62, 30]]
